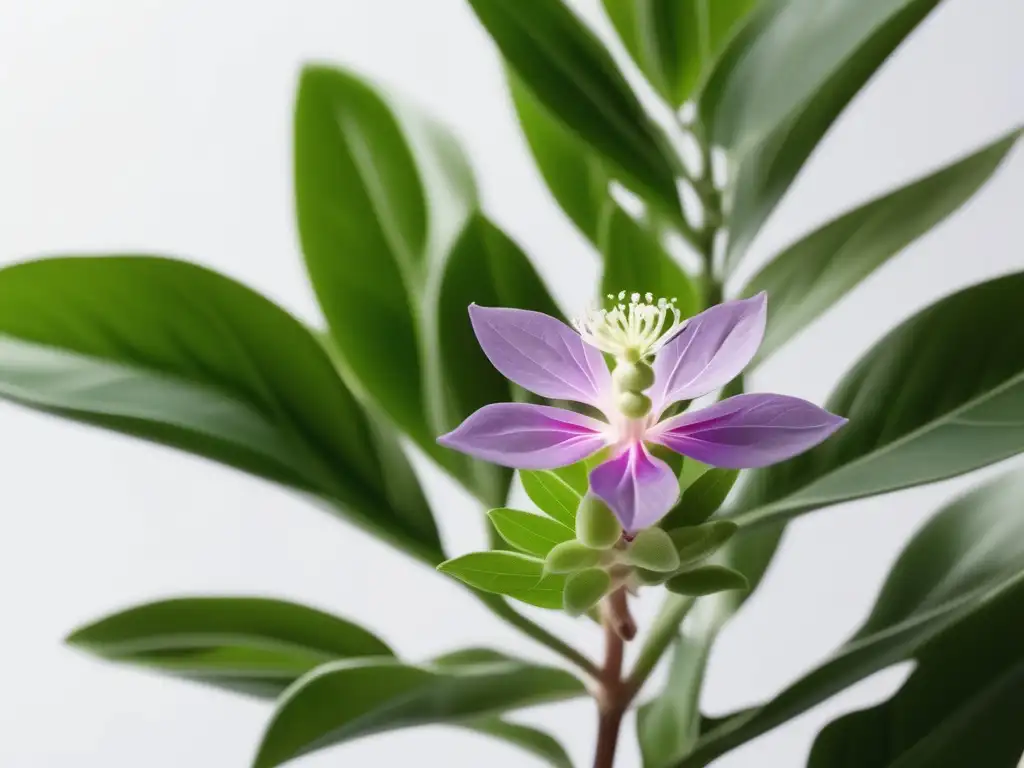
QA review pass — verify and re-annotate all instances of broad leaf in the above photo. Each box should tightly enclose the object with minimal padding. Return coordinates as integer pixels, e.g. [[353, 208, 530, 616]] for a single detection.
[[0, 256, 441, 562], [745, 129, 1022, 362], [702, 0, 947, 269], [681, 469, 1024, 766], [65, 597, 393, 698], [732, 271, 1024, 531], [468, 0, 681, 217], [253, 652, 585, 767], [438, 551, 567, 609], [602, 0, 758, 107], [509, 70, 609, 243], [599, 205, 701, 319], [521, 463, 588, 528], [488, 508, 575, 558]]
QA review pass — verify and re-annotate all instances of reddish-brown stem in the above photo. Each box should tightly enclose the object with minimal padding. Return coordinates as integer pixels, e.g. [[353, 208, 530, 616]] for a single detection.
[[593, 588, 635, 768]]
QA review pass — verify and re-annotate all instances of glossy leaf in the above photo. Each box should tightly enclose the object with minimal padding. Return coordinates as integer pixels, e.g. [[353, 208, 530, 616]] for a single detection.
[[253, 652, 585, 768], [732, 272, 1024, 531], [509, 70, 609, 243], [666, 566, 748, 596], [468, 0, 681, 216], [702, 0, 947, 269], [599, 205, 701, 319], [66, 597, 393, 698], [438, 551, 567, 609], [602, 0, 757, 106], [745, 128, 1022, 362], [488, 508, 574, 558], [681, 469, 1024, 766], [521, 463, 588, 528], [0, 256, 441, 562]]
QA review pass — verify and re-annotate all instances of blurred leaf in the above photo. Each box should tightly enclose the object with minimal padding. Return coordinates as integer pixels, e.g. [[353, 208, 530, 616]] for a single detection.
[[602, 0, 758, 106], [682, 469, 1024, 767], [468, 0, 681, 217], [660, 468, 739, 529], [745, 128, 1022, 362], [438, 552, 567, 609], [509, 70, 610, 243], [66, 597, 393, 698], [732, 271, 1024, 532], [0, 256, 441, 562], [666, 566, 748, 596], [599, 205, 701, 319], [488, 508, 575, 557], [253, 652, 585, 767], [521, 463, 588, 528], [701, 0, 948, 270], [466, 719, 574, 768]]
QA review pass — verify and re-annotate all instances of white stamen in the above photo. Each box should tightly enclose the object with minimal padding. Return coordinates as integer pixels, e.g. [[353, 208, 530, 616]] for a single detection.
[[573, 291, 686, 361]]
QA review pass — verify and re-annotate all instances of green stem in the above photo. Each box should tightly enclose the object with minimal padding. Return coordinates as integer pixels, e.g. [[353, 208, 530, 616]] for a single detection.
[[627, 594, 696, 693]]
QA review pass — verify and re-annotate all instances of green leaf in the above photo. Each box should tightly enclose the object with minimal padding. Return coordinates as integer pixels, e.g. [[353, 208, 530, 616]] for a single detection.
[[468, 0, 681, 217], [732, 271, 1024, 532], [508, 70, 610, 243], [666, 566, 748, 596], [602, 0, 758, 107], [668, 521, 739, 566], [745, 129, 1023, 363], [563, 568, 612, 616], [253, 652, 585, 768], [627, 527, 681, 572], [521, 463, 587, 527], [545, 540, 604, 574], [661, 468, 739, 529], [599, 205, 701, 319], [65, 597, 393, 699], [576, 495, 624, 549], [702, 0, 948, 270], [0, 256, 441, 563], [681, 469, 1024, 767], [467, 719, 574, 768], [488, 508, 575, 558], [438, 552, 567, 609]]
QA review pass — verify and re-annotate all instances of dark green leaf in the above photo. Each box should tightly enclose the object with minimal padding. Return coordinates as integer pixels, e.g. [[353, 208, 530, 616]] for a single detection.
[[599, 205, 701, 319], [666, 566, 748, 596], [702, 0, 947, 270], [0, 256, 441, 562], [66, 597, 393, 699], [745, 129, 1022, 362], [488, 508, 574, 557], [468, 0, 681, 216], [253, 652, 585, 768], [509, 70, 610, 243], [681, 469, 1024, 767], [668, 521, 738, 567], [733, 272, 1024, 532], [521, 463, 587, 527], [602, 0, 757, 107], [466, 719, 574, 768], [438, 552, 567, 609], [661, 468, 739, 529]]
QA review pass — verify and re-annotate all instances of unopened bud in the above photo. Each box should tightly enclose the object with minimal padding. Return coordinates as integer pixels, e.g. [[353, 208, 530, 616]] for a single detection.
[[618, 391, 652, 418], [576, 495, 622, 549], [613, 360, 655, 392]]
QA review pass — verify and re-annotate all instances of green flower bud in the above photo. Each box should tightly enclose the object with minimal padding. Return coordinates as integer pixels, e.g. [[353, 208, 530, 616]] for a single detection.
[[613, 360, 655, 392], [576, 496, 621, 549], [626, 527, 680, 572], [545, 540, 603, 574], [618, 391, 652, 419], [563, 568, 611, 616]]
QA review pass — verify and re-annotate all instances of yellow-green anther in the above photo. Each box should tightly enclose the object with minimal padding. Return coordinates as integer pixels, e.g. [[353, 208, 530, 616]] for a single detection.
[[576, 495, 622, 549], [613, 360, 655, 393], [618, 391, 652, 419]]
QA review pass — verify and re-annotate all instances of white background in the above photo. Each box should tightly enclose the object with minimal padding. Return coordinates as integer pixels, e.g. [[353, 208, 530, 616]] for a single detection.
[[0, 0, 1022, 766]]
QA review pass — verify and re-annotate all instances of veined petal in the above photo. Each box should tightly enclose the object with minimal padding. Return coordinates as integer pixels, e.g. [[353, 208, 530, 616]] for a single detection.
[[437, 403, 608, 469], [589, 443, 680, 532], [469, 304, 612, 409], [650, 294, 767, 414], [649, 393, 846, 468]]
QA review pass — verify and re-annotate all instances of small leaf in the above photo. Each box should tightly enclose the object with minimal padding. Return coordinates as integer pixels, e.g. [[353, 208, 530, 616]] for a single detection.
[[627, 527, 681, 572], [668, 520, 738, 566], [521, 463, 587, 527], [545, 541, 604, 574], [564, 569, 612, 616], [488, 508, 574, 558], [667, 566, 748, 596], [438, 552, 566, 609], [660, 468, 739, 529], [576, 495, 623, 550]]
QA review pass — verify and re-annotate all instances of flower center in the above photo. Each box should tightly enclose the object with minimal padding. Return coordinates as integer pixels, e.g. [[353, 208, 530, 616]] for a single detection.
[[574, 291, 684, 362]]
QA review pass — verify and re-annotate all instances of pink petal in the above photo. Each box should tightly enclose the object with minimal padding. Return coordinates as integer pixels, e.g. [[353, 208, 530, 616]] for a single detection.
[[650, 294, 767, 415], [437, 403, 608, 469], [469, 305, 612, 409], [589, 443, 680, 532], [649, 393, 847, 469]]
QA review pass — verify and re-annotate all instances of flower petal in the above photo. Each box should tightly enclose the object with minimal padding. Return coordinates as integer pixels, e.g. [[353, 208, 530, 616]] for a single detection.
[[649, 393, 847, 468], [650, 294, 767, 414], [437, 403, 608, 469], [469, 305, 612, 409], [589, 443, 680, 532]]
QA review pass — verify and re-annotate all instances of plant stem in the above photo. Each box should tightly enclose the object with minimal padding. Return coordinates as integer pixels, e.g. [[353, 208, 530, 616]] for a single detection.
[[593, 588, 635, 768]]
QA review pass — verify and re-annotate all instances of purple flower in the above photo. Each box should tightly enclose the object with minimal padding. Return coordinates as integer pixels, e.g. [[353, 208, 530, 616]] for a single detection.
[[438, 293, 846, 533]]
